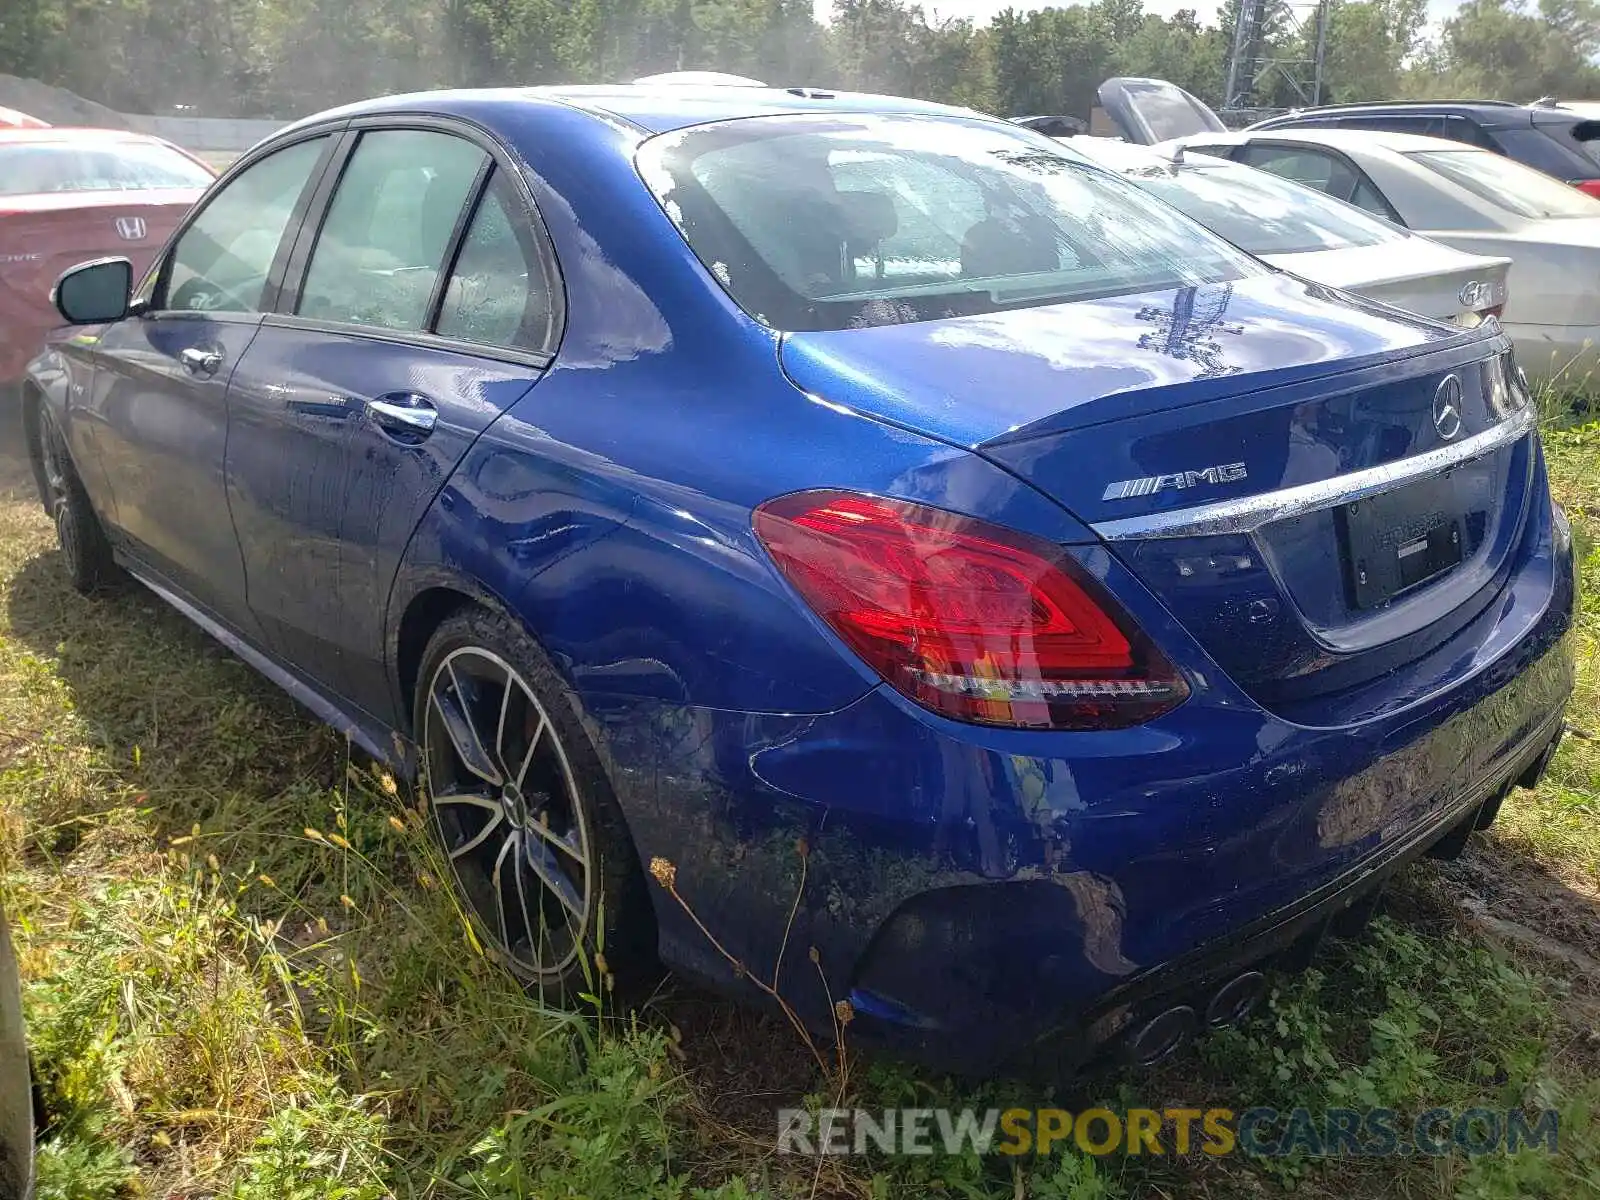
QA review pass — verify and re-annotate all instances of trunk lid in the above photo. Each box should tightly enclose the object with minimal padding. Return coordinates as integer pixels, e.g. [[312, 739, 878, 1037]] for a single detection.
[[1094, 77, 1229, 146], [1265, 240, 1511, 323], [0, 189, 199, 307], [780, 273, 1530, 721]]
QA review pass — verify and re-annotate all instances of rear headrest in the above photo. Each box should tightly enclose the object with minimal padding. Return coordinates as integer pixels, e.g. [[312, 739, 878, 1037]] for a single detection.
[[835, 190, 898, 248]]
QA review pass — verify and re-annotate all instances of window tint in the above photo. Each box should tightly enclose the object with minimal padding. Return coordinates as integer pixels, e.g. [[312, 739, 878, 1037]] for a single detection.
[[164, 136, 327, 314], [1499, 126, 1591, 176], [1338, 114, 1446, 137], [1130, 161, 1397, 255], [640, 115, 1261, 332], [0, 140, 212, 196], [1444, 116, 1493, 148], [1348, 177, 1395, 218], [435, 171, 557, 351], [1407, 148, 1600, 219], [299, 129, 487, 331], [1238, 145, 1347, 193]]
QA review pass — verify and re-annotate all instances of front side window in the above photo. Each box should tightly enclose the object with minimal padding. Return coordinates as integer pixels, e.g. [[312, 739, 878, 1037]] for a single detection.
[[163, 136, 328, 315], [298, 129, 488, 331], [1128, 160, 1397, 255], [638, 115, 1262, 332], [435, 171, 558, 352], [0, 140, 213, 196], [1407, 148, 1600, 219]]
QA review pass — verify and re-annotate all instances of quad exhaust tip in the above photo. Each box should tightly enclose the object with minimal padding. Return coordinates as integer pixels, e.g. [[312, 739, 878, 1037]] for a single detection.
[[1205, 969, 1267, 1028], [1125, 1005, 1198, 1066], [1125, 970, 1269, 1066]]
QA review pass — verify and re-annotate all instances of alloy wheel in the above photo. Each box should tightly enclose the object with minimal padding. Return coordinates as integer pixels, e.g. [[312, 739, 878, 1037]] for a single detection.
[[421, 646, 593, 978], [39, 417, 77, 560]]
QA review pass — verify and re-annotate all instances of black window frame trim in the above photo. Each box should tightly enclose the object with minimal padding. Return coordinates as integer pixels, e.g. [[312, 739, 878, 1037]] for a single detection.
[[267, 112, 566, 369]]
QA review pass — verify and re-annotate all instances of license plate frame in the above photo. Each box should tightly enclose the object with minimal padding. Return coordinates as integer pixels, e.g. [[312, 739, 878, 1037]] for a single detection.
[[1338, 477, 1466, 610]]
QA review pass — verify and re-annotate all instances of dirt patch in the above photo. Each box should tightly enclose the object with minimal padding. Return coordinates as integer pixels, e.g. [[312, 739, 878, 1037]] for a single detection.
[[0, 73, 129, 129], [1450, 837, 1600, 964]]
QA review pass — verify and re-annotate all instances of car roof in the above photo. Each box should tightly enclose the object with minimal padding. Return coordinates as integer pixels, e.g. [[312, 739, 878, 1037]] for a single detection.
[[294, 83, 984, 138], [1257, 100, 1532, 121]]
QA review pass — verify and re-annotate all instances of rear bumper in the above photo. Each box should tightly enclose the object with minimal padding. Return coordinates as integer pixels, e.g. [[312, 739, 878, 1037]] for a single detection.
[[592, 462, 1576, 1079]]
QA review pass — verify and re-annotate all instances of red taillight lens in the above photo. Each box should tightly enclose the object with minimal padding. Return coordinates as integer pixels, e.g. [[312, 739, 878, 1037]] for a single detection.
[[753, 491, 1189, 729], [1573, 179, 1600, 200]]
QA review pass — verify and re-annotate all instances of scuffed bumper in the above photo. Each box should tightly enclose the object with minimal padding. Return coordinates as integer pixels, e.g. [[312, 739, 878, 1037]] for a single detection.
[[585, 488, 1576, 1077]]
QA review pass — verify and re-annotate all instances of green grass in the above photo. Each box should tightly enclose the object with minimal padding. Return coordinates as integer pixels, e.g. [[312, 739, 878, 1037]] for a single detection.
[[0, 413, 1596, 1198]]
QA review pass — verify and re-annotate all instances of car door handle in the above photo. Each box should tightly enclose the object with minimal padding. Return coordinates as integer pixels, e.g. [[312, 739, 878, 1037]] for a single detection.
[[367, 396, 438, 439], [178, 347, 223, 375]]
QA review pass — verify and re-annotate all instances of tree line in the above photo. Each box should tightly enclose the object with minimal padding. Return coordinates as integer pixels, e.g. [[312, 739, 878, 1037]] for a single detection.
[[1, 0, 1597, 121]]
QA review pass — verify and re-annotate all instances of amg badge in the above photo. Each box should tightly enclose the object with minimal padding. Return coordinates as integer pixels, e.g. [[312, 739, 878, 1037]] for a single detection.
[[1102, 462, 1248, 501]]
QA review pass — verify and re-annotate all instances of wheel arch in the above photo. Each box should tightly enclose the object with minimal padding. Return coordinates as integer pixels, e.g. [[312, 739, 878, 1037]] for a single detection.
[[18, 379, 51, 516]]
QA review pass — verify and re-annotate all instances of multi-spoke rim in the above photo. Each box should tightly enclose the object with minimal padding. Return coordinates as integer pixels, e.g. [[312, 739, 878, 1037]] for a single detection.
[[39, 415, 76, 554], [421, 647, 592, 978]]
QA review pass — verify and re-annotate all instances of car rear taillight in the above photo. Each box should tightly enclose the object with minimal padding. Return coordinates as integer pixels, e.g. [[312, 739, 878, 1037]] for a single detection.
[[753, 491, 1189, 729], [1572, 179, 1600, 200]]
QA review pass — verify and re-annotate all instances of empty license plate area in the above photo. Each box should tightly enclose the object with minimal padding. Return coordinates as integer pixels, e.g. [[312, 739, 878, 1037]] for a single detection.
[[1339, 474, 1472, 610]]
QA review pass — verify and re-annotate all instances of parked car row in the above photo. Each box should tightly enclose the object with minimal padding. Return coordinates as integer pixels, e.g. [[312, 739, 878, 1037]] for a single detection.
[[1049, 76, 1600, 385], [16, 77, 1573, 1080], [0, 126, 213, 389]]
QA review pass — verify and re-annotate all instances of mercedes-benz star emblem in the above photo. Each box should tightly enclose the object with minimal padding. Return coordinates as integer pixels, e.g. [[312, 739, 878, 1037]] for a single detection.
[[113, 216, 147, 241], [1433, 374, 1463, 441]]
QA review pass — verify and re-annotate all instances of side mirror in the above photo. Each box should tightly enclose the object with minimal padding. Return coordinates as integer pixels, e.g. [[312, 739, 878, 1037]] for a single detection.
[[53, 258, 133, 325]]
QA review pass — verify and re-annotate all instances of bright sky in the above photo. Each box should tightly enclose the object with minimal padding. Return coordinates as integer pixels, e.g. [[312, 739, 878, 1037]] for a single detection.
[[811, 0, 1463, 31]]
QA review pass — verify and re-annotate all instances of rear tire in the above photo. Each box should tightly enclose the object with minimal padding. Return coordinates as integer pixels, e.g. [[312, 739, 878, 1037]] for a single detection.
[[413, 606, 657, 1004], [36, 407, 119, 595]]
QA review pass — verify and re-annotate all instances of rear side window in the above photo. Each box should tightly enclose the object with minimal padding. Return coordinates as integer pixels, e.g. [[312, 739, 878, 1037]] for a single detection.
[[1498, 124, 1599, 177], [1132, 162, 1396, 255], [435, 171, 558, 352], [1235, 144, 1395, 220], [299, 129, 487, 331], [1337, 114, 1447, 138], [639, 114, 1262, 332], [163, 136, 328, 314], [1237, 145, 1346, 191]]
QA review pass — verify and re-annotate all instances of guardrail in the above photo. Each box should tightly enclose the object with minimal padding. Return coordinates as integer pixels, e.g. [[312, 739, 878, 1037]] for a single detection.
[[122, 115, 288, 153]]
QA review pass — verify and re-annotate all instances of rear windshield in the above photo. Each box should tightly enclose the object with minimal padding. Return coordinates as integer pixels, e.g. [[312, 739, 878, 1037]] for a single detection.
[[1127, 160, 1397, 255], [0, 141, 211, 196], [1406, 148, 1600, 219], [638, 115, 1263, 332]]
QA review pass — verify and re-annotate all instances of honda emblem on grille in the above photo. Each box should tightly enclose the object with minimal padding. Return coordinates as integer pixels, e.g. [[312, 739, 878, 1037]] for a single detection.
[[113, 216, 147, 241], [1433, 375, 1463, 441]]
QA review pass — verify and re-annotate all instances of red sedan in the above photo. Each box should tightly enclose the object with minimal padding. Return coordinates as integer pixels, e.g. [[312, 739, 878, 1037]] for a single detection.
[[1, 128, 213, 386]]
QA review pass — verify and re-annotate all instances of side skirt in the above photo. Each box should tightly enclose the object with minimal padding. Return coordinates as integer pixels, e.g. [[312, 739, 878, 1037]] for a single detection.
[[117, 554, 412, 773]]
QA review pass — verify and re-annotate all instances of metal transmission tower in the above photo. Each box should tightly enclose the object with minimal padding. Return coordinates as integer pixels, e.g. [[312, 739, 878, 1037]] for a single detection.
[[1222, 0, 1330, 119]]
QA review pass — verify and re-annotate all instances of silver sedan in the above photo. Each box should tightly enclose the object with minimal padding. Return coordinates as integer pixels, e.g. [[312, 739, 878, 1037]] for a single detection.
[[1161, 126, 1600, 385], [1064, 135, 1511, 328]]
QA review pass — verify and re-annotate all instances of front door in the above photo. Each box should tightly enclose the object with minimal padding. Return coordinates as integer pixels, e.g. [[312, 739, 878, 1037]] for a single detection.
[[82, 134, 335, 627], [226, 129, 560, 717]]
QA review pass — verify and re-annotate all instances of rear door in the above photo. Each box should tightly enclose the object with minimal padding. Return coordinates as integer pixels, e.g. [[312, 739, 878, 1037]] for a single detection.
[[226, 121, 561, 717], [80, 132, 336, 628]]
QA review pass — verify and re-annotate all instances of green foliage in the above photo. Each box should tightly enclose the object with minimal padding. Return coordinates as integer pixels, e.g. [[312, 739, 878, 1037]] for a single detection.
[[8, 0, 1599, 123]]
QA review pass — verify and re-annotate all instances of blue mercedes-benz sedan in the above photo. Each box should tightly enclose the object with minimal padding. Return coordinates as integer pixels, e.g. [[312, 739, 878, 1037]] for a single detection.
[[21, 83, 1574, 1076]]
